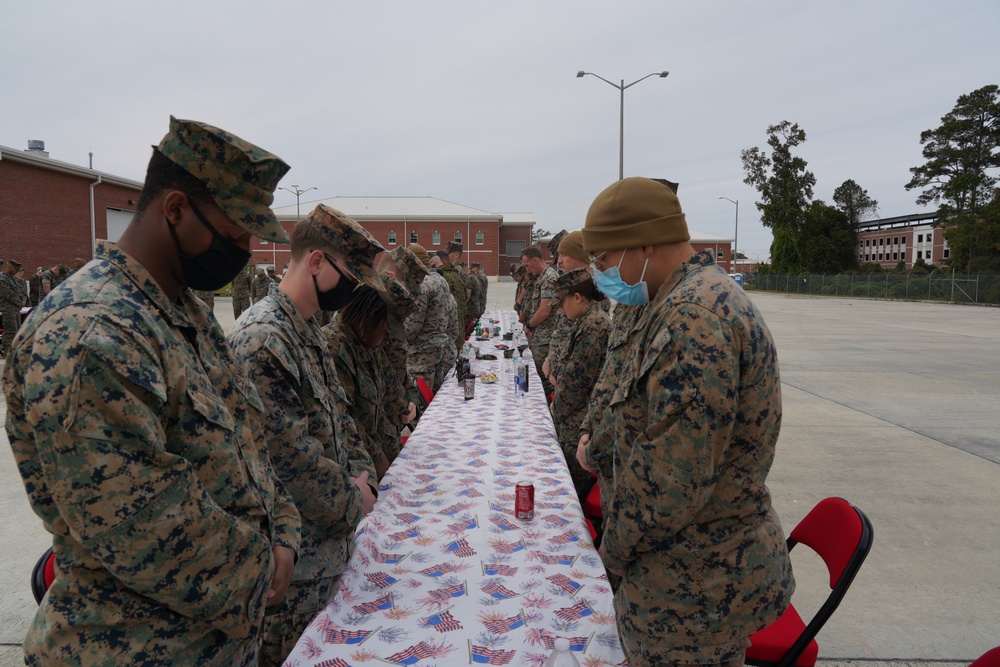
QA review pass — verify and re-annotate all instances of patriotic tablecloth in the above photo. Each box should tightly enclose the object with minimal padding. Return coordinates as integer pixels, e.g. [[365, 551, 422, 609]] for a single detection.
[[284, 311, 626, 667]]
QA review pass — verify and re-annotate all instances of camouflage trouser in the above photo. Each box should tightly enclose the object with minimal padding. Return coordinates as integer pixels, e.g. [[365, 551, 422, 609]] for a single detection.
[[233, 295, 250, 320], [618, 625, 748, 667], [260, 577, 338, 667], [559, 436, 596, 504], [528, 340, 553, 396], [1, 306, 21, 353]]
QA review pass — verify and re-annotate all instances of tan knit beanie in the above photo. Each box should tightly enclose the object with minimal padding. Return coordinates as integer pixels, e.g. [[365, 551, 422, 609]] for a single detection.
[[581, 177, 689, 253], [557, 230, 589, 264], [408, 243, 433, 269]]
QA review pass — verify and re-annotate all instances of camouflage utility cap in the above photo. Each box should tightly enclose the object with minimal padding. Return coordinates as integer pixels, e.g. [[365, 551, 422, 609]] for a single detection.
[[388, 245, 429, 295], [547, 230, 568, 259], [304, 204, 386, 295], [158, 116, 291, 243], [552, 267, 592, 303]]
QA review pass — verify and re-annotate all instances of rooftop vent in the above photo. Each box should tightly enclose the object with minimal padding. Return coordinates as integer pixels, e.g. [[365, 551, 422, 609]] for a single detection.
[[26, 139, 49, 158]]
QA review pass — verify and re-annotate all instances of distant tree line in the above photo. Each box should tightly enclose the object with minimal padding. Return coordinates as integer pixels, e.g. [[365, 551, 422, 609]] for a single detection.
[[740, 85, 1000, 274]]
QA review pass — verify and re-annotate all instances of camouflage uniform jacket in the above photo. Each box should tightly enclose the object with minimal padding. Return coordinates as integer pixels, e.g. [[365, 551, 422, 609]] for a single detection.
[[251, 274, 271, 302], [325, 318, 388, 467], [543, 309, 575, 381], [438, 263, 467, 344], [477, 272, 489, 313], [29, 273, 43, 306], [40, 269, 63, 295], [405, 271, 457, 353], [597, 251, 794, 661], [231, 265, 252, 299], [0, 271, 24, 308], [465, 272, 483, 322], [2, 242, 300, 665], [228, 283, 375, 588], [550, 305, 610, 451], [526, 266, 559, 345]]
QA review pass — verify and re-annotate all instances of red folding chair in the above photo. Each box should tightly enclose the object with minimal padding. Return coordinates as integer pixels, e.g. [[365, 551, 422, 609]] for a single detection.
[[745, 497, 874, 667], [31, 547, 56, 604]]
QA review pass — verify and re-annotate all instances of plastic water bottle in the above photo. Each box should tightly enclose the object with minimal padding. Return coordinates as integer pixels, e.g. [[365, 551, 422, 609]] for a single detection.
[[512, 349, 524, 400], [545, 638, 580, 667]]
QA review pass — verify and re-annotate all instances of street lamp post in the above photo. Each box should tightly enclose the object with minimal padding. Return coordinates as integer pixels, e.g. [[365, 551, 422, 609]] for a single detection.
[[275, 185, 316, 268], [719, 196, 739, 272], [577, 70, 669, 180]]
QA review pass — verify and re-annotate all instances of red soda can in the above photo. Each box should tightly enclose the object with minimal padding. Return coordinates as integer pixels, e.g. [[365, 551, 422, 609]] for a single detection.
[[515, 481, 534, 520]]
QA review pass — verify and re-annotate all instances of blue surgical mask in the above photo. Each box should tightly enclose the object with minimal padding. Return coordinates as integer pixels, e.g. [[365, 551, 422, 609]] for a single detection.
[[592, 249, 650, 305]]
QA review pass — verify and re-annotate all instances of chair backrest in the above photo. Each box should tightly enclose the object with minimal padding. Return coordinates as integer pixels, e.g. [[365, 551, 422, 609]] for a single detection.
[[415, 377, 435, 406], [782, 497, 874, 665], [31, 546, 56, 604]]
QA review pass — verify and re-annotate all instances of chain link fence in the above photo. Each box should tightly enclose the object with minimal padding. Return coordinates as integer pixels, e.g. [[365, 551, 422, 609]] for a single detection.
[[746, 270, 1000, 305]]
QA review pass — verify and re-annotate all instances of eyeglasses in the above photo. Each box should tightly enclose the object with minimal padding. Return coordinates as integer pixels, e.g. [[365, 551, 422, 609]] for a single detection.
[[323, 253, 362, 290]]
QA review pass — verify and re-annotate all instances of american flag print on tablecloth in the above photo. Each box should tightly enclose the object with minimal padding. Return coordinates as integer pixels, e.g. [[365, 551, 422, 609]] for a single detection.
[[469, 643, 517, 665], [282, 311, 625, 667]]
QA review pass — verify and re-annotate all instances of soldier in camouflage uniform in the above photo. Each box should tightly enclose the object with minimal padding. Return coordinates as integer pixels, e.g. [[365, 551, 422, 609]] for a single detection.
[[28, 266, 44, 307], [39, 263, 65, 298], [193, 288, 215, 311], [228, 204, 381, 667], [512, 263, 529, 315], [578, 177, 794, 666], [433, 249, 467, 350], [2, 117, 302, 666], [1, 259, 27, 355], [251, 266, 270, 303], [375, 246, 426, 455], [519, 246, 559, 395], [326, 287, 393, 476], [231, 263, 253, 320], [465, 263, 484, 324], [473, 262, 489, 313], [405, 244, 458, 395], [550, 268, 610, 501]]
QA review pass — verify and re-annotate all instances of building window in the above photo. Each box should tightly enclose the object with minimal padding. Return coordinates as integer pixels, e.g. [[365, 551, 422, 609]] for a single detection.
[[388, 231, 397, 245], [878, 253, 883, 261], [893, 252, 898, 260], [717, 249, 724, 259], [917, 251, 923, 259], [918, 234, 923, 243], [261, 239, 269, 245], [476, 231, 484, 245], [506, 240, 526, 257], [927, 233, 932, 242], [901, 251, 906, 260], [865, 254, 869, 261], [454, 232, 463, 244], [410, 231, 418, 245], [432, 231, 441, 246], [943, 248, 950, 259], [879, 238, 884, 246]]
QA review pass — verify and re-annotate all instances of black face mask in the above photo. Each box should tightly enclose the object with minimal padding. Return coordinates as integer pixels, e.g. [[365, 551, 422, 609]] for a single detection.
[[168, 201, 252, 292], [314, 254, 359, 312]]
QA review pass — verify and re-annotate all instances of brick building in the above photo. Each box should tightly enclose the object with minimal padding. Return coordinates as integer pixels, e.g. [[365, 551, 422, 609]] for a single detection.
[[855, 212, 950, 269], [270, 197, 534, 278], [0, 141, 142, 271], [538, 229, 737, 272]]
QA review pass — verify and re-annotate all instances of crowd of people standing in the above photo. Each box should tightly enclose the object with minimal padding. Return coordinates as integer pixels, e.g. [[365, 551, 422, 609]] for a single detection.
[[3, 115, 795, 667]]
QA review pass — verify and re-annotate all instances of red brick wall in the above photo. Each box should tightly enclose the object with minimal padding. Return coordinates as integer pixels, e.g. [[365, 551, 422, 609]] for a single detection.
[[0, 159, 140, 271]]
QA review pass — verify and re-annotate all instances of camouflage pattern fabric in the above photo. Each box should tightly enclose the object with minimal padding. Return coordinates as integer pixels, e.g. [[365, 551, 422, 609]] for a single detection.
[[228, 283, 376, 664], [29, 271, 43, 306], [377, 272, 418, 460], [231, 265, 253, 319], [0, 271, 25, 352], [40, 268, 63, 295], [2, 243, 300, 665], [325, 317, 389, 470], [543, 309, 574, 383], [465, 271, 483, 322], [594, 251, 794, 663], [477, 270, 489, 313], [193, 289, 215, 310], [525, 266, 559, 345], [550, 304, 610, 500], [158, 116, 291, 243], [404, 271, 457, 394], [438, 263, 467, 348], [251, 273, 271, 303]]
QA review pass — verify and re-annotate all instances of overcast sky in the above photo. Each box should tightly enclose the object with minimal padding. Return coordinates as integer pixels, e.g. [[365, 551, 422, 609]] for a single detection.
[[3, 0, 998, 261]]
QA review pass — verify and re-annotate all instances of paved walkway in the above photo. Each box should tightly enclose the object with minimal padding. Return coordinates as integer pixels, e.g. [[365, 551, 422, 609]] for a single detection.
[[1, 288, 997, 665]]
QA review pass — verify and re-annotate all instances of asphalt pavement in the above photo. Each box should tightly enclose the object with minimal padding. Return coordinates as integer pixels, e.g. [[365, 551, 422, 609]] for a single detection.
[[1, 285, 997, 665]]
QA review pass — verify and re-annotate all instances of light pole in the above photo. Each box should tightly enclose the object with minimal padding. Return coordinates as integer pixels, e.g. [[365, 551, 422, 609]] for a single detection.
[[278, 185, 317, 219], [719, 196, 739, 272], [576, 70, 669, 180]]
